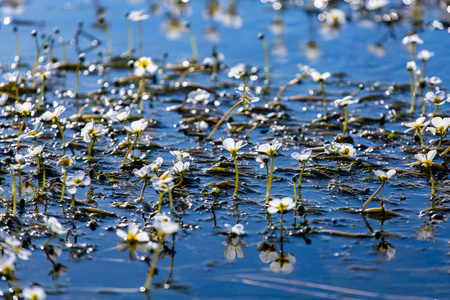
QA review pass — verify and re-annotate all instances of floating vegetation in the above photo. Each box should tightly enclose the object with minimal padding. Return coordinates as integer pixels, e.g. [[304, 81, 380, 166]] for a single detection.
[[0, 0, 449, 299]]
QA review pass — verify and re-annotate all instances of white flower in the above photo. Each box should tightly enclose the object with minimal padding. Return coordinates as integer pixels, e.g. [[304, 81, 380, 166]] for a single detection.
[[0, 255, 16, 273], [424, 91, 449, 106], [269, 251, 296, 274], [23, 285, 46, 300], [151, 170, 174, 192], [334, 96, 358, 107], [124, 119, 148, 135], [44, 216, 68, 235], [336, 143, 356, 158], [324, 142, 339, 154], [15, 102, 34, 116], [406, 61, 418, 72], [40, 106, 66, 122], [18, 120, 45, 141], [186, 89, 211, 104], [26, 145, 44, 158], [236, 90, 259, 104], [170, 150, 190, 161], [256, 154, 269, 168], [127, 10, 150, 22], [134, 57, 158, 77], [267, 197, 295, 214], [194, 120, 209, 131], [425, 76, 441, 86], [153, 213, 179, 236], [404, 117, 430, 132], [149, 157, 163, 174], [58, 155, 76, 173], [66, 170, 91, 195], [310, 71, 331, 82], [427, 117, 450, 135], [3, 71, 19, 83], [228, 63, 246, 79], [133, 165, 152, 179], [417, 50, 434, 62], [402, 33, 423, 45], [415, 150, 437, 168], [226, 223, 245, 235], [323, 8, 346, 26], [0, 93, 8, 105], [108, 106, 130, 122], [116, 223, 149, 260], [365, 0, 388, 10], [222, 138, 246, 157], [80, 119, 108, 143], [172, 161, 190, 175], [127, 149, 146, 162], [2, 236, 32, 260], [257, 140, 282, 156], [373, 169, 396, 181], [291, 149, 312, 163]]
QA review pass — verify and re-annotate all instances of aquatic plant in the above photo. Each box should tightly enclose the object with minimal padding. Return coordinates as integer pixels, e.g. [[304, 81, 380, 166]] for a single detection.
[[362, 169, 396, 213], [291, 149, 311, 204], [257, 140, 282, 205], [415, 150, 437, 196], [310, 71, 331, 117], [123, 119, 148, 166], [222, 138, 246, 198]]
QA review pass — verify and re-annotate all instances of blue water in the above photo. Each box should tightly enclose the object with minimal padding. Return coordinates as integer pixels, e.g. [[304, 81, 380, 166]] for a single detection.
[[0, 0, 449, 299]]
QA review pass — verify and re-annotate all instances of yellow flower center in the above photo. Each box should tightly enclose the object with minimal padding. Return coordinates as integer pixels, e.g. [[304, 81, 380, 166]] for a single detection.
[[60, 158, 71, 168], [73, 178, 82, 185], [126, 232, 139, 250], [266, 149, 277, 156], [277, 203, 288, 211], [139, 60, 150, 68], [436, 126, 445, 135], [341, 148, 350, 156], [433, 98, 442, 104]]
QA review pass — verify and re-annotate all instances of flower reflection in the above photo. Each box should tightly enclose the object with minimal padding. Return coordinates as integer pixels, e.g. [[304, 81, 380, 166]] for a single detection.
[[224, 224, 247, 261], [372, 240, 395, 261], [257, 240, 278, 263], [269, 251, 296, 274]]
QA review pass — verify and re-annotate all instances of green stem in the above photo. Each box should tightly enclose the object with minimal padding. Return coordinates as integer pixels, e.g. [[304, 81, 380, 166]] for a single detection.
[[139, 179, 147, 201], [429, 166, 435, 196], [362, 181, 385, 212], [158, 192, 163, 213], [75, 61, 82, 98], [106, 23, 112, 57], [409, 71, 415, 114], [88, 141, 95, 162], [293, 180, 298, 204], [143, 240, 162, 291], [265, 154, 275, 205], [36, 77, 46, 110], [42, 160, 46, 190], [187, 25, 198, 64], [208, 99, 244, 140], [320, 81, 328, 116], [168, 189, 174, 214], [17, 115, 27, 152], [61, 171, 67, 204], [342, 105, 348, 139], [123, 134, 139, 166], [416, 128, 425, 149], [138, 76, 146, 112], [71, 194, 75, 209], [17, 170, 22, 202], [298, 162, 306, 201], [233, 154, 239, 198], [55, 119, 66, 155], [11, 170, 17, 216]]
